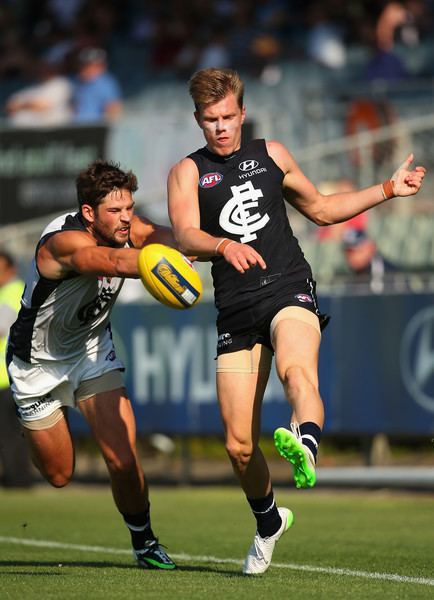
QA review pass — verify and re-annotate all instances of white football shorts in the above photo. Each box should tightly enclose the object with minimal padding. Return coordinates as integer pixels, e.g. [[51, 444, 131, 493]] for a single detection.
[[8, 331, 125, 427]]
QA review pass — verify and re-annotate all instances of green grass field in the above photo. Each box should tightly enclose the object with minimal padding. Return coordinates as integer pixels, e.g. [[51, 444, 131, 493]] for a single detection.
[[1, 485, 433, 599]]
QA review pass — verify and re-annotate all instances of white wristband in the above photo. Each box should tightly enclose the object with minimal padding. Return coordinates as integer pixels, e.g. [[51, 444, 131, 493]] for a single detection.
[[215, 238, 229, 254]]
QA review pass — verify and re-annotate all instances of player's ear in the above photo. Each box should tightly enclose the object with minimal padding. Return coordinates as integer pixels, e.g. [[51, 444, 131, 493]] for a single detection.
[[241, 105, 246, 124], [81, 203, 95, 223], [194, 110, 202, 128]]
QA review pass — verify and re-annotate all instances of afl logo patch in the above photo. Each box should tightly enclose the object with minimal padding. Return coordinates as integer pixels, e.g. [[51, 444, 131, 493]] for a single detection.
[[239, 160, 259, 172], [199, 172, 223, 188], [295, 293, 313, 303]]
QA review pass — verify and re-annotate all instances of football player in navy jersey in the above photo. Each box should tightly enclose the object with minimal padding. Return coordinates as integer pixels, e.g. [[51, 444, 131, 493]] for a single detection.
[[167, 67, 426, 575]]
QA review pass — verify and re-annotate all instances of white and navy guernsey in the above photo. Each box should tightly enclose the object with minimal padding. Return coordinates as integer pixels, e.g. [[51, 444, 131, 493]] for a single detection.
[[188, 139, 312, 310], [8, 212, 125, 364]]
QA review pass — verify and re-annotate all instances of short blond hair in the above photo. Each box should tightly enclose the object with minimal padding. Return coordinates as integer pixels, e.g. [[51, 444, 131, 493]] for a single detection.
[[189, 68, 244, 111]]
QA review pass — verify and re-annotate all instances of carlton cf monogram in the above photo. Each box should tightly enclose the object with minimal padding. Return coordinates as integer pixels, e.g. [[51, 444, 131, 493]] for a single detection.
[[219, 181, 270, 243]]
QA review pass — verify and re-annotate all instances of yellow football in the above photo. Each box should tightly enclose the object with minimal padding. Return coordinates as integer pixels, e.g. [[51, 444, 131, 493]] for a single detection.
[[137, 243, 202, 309]]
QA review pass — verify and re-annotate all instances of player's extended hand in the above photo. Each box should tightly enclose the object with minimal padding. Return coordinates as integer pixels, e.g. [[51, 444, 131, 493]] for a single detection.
[[223, 241, 267, 273], [392, 153, 426, 197]]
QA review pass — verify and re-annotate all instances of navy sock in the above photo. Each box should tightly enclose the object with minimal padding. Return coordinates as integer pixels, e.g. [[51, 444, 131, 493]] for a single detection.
[[247, 490, 282, 538], [299, 421, 322, 462], [122, 510, 155, 550]]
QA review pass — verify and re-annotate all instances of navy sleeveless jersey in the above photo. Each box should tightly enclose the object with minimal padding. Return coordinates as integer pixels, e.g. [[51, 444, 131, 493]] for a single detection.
[[188, 139, 312, 309]]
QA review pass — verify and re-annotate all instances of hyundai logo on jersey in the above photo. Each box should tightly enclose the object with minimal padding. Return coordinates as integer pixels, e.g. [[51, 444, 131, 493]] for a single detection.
[[239, 160, 259, 172], [199, 172, 223, 188]]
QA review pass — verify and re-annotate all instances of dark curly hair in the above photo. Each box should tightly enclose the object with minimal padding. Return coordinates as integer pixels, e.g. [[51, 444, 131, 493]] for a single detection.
[[76, 159, 138, 208]]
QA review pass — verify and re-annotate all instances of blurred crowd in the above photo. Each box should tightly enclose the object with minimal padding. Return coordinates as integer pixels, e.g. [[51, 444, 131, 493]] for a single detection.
[[1, 0, 434, 124]]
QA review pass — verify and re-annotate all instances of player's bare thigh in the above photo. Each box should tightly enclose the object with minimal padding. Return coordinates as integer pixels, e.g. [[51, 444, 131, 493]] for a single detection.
[[77, 385, 138, 463], [15, 370, 128, 483], [270, 306, 321, 384], [217, 345, 272, 444], [22, 409, 74, 485]]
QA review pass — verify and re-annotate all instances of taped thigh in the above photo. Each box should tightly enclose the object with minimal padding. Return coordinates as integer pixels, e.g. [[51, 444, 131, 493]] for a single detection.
[[270, 305, 320, 346], [216, 344, 272, 374], [20, 406, 65, 431], [75, 370, 125, 402]]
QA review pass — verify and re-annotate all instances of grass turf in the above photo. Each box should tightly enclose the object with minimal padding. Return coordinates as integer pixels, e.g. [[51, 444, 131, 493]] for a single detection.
[[1, 485, 433, 599]]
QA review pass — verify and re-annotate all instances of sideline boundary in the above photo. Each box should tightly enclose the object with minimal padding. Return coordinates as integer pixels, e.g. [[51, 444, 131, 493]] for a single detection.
[[1, 535, 434, 587]]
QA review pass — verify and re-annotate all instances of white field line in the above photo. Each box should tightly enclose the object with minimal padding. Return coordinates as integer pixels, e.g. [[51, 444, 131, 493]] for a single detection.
[[1, 536, 433, 587]]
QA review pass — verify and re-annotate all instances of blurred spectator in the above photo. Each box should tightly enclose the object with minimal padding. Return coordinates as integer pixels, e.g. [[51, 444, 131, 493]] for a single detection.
[[342, 228, 398, 293], [228, 1, 258, 71], [2, 0, 433, 97], [363, 47, 409, 83], [0, 250, 32, 488], [127, 1, 160, 45], [173, 28, 201, 79], [363, 1, 411, 83], [306, 3, 347, 69], [376, 1, 409, 51], [148, 13, 188, 72], [5, 57, 73, 127], [0, 27, 32, 80], [196, 26, 231, 70], [72, 46, 122, 122], [47, 0, 87, 30], [74, 0, 122, 48], [249, 32, 283, 84], [254, 0, 288, 33]]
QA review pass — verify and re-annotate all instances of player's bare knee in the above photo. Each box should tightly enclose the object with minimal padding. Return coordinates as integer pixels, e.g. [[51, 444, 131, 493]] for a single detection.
[[45, 468, 73, 488], [105, 451, 137, 476], [32, 452, 74, 488], [49, 475, 71, 488], [225, 439, 254, 470], [281, 365, 311, 398]]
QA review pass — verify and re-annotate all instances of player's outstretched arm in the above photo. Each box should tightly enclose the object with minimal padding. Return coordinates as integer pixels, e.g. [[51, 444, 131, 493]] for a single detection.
[[38, 230, 142, 279], [269, 141, 426, 226]]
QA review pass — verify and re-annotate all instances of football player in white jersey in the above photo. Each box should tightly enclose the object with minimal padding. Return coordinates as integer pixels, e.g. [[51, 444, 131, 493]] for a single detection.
[[7, 160, 176, 570]]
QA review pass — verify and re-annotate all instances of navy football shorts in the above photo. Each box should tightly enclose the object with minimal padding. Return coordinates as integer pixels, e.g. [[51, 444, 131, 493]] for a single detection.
[[216, 278, 329, 356]]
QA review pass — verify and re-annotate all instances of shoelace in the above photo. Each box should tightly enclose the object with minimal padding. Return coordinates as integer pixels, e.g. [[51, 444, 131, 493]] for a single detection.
[[290, 421, 301, 439], [253, 536, 270, 562], [153, 548, 172, 562], [141, 538, 169, 552], [143, 538, 159, 549], [290, 422, 316, 468], [138, 540, 172, 562]]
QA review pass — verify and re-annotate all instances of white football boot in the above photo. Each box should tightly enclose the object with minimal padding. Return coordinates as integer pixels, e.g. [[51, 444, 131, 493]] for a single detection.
[[243, 507, 294, 575]]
